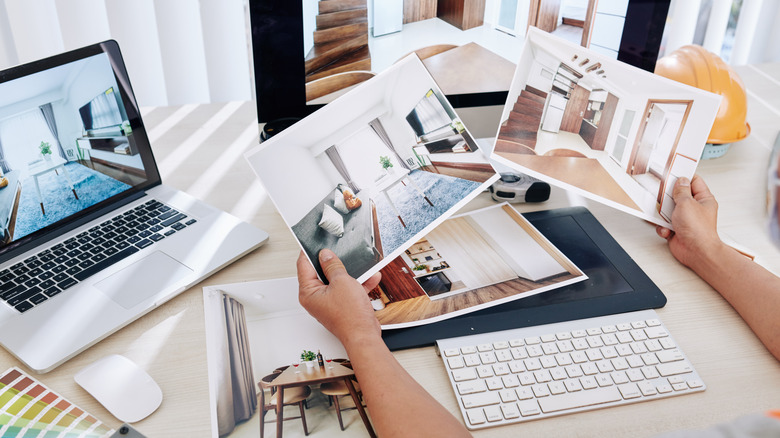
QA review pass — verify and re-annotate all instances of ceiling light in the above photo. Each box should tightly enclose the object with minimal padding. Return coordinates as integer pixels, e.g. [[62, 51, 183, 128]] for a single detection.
[[579, 58, 589, 67]]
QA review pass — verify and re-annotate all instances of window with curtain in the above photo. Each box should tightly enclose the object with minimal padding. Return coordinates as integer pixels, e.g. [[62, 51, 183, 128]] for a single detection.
[[0, 109, 60, 174], [86, 88, 123, 130], [406, 90, 453, 138]]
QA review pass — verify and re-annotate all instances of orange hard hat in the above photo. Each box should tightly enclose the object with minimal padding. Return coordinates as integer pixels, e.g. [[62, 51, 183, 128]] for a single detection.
[[654, 45, 750, 144]]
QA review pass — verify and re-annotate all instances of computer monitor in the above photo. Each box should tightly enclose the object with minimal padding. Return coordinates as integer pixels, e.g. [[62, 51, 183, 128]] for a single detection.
[[249, 0, 670, 132]]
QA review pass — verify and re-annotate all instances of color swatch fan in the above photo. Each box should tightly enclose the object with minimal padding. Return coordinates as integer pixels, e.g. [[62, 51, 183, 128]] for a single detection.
[[0, 367, 113, 437]]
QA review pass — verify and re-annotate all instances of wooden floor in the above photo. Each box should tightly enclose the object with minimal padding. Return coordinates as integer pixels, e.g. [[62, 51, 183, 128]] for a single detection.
[[376, 273, 578, 325], [496, 152, 641, 211]]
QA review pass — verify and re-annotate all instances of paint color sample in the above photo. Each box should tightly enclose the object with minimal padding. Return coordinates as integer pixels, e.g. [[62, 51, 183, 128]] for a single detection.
[[0, 368, 114, 438]]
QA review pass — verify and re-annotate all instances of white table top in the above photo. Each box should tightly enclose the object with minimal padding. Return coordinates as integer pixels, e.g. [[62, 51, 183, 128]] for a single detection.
[[0, 63, 778, 437]]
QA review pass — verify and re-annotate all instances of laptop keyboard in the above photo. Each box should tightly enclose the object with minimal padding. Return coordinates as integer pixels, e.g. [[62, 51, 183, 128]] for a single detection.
[[0, 199, 197, 313]]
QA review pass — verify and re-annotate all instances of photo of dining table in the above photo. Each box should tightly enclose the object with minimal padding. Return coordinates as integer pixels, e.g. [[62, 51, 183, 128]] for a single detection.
[[268, 362, 376, 438]]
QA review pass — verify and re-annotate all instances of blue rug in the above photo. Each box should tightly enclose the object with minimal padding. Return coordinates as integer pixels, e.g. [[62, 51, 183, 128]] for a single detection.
[[14, 162, 132, 240], [374, 169, 481, 254]]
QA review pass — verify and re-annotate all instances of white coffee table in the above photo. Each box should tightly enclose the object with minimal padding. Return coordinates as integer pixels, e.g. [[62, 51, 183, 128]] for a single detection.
[[374, 167, 433, 227], [28, 156, 79, 215]]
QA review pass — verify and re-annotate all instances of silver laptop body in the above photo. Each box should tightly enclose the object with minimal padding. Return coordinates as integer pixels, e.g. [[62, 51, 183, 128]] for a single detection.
[[0, 41, 268, 373]]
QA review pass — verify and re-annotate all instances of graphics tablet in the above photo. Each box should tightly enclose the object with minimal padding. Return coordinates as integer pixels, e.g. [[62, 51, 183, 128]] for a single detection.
[[382, 206, 666, 350]]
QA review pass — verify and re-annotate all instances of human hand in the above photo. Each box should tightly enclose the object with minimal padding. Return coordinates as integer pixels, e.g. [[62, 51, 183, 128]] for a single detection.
[[656, 175, 724, 268], [297, 249, 383, 348]]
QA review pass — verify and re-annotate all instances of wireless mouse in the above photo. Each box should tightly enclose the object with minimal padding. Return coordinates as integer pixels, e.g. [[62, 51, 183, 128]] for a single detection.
[[75, 354, 163, 423]]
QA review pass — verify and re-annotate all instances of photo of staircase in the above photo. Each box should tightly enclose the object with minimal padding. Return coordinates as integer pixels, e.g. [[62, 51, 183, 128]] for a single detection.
[[494, 86, 547, 156], [305, 0, 372, 102]]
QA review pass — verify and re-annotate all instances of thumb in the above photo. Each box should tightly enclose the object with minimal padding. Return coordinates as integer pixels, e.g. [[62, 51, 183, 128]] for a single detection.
[[672, 177, 693, 203], [319, 249, 350, 282]]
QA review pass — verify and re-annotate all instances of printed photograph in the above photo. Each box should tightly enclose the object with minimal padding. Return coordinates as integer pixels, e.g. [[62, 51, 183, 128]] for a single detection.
[[490, 28, 721, 226], [204, 278, 371, 438], [0, 52, 148, 246], [246, 55, 499, 283], [300, 0, 662, 104], [369, 203, 586, 328]]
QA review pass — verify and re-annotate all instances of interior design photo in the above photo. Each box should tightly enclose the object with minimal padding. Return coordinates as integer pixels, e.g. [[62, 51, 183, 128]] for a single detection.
[[0, 52, 147, 246], [491, 28, 721, 226], [204, 278, 372, 438], [369, 203, 586, 328], [246, 56, 498, 283], [300, 0, 661, 103]]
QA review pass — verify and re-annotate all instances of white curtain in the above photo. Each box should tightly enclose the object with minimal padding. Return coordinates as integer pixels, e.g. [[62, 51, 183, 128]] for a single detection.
[[414, 93, 452, 135], [0, 109, 61, 175], [88, 90, 123, 130], [0, 0, 252, 106]]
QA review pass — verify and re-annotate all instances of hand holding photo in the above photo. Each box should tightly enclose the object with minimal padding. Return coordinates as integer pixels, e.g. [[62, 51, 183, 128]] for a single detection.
[[245, 55, 499, 283], [490, 28, 722, 227]]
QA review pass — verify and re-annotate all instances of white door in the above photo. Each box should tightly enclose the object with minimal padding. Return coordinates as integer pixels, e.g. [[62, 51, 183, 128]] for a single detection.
[[496, 0, 530, 36]]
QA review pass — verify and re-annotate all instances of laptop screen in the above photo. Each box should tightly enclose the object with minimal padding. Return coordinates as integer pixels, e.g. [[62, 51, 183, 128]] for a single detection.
[[0, 41, 161, 262]]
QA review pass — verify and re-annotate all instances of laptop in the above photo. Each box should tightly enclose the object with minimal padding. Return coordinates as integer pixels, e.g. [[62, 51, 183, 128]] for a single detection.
[[0, 41, 269, 373]]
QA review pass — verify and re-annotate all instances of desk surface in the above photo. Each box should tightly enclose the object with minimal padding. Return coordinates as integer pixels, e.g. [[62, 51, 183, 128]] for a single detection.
[[1, 64, 779, 437]]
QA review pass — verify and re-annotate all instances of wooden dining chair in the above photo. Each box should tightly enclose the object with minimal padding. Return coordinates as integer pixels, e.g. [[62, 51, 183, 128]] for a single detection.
[[257, 373, 311, 438], [320, 375, 362, 431]]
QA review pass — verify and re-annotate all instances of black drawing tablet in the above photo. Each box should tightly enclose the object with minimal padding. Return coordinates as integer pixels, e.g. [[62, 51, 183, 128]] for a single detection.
[[382, 206, 667, 350]]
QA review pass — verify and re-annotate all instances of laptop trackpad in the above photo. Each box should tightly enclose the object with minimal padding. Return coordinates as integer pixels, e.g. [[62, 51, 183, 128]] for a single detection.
[[95, 251, 193, 309]]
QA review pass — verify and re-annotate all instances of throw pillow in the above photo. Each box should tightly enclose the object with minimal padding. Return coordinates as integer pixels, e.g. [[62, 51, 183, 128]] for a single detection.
[[318, 204, 344, 237], [333, 189, 350, 214], [342, 189, 362, 211]]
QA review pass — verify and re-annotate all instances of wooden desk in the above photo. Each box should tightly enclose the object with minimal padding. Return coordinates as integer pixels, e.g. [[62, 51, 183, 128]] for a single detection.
[[0, 63, 778, 437], [269, 364, 374, 437]]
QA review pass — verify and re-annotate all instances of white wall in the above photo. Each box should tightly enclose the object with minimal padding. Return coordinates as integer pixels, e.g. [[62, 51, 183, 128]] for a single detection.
[[302, 0, 318, 57], [250, 141, 338, 224], [466, 207, 566, 281], [0, 0, 253, 106]]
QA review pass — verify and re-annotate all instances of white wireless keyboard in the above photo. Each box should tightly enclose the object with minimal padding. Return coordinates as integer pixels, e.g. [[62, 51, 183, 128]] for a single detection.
[[436, 310, 705, 429]]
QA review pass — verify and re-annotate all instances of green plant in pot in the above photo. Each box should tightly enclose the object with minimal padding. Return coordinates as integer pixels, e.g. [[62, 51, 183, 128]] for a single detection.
[[301, 350, 317, 368], [39, 141, 52, 160], [412, 264, 428, 272], [379, 155, 393, 173]]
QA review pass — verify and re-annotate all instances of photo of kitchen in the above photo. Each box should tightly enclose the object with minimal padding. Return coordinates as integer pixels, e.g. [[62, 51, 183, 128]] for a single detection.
[[491, 28, 721, 226], [368, 204, 586, 328]]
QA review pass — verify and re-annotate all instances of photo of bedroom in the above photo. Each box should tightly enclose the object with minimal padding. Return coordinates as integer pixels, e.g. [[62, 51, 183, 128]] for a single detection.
[[491, 28, 721, 226], [0, 52, 147, 246], [369, 204, 586, 329], [246, 55, 499, 283]]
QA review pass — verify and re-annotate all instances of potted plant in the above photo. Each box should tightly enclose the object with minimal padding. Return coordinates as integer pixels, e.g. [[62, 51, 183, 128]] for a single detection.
[[368, 289, 385, 311], [39, 141, 52, 161], [412, 264, 428, 273], [300, 350, 317, 369], [379, 155, 393, 174]]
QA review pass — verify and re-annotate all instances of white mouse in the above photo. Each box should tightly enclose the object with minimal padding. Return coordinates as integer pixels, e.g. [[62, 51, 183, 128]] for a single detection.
[[75, 354, 162, 423]]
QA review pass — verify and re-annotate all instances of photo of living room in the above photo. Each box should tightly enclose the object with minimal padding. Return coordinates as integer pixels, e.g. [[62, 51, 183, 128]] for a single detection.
[[246, 56, 499, 283], [491, 28, 721, 226], [369, 204, 586, 328], [0, 53, 148, 246]]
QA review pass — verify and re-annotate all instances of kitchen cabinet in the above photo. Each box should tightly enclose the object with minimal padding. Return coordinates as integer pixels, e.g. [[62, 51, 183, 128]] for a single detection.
[[561, 84, 589, 133], [579, 92, 618, 151]]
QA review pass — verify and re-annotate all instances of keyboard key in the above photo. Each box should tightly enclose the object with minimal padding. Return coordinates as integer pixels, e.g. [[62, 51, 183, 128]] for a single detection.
[[15, 301, 34, 313], [461, 391, 500, 409], [656, 361, 694, 377], [466, 408, 486, 425], [57, 278, 78, 290], [501, 404, 520, 420], [538, 386, 621, 413], [8, 287, 42, 306], [73, 247, 141, 281], [618, 383, 642, 399], [452, 368, 477, 382], [457, 381, 486, 395], [484, 406, 503, 422], [185, 219, 197, 225], [517, 400, 541, 417], [135, 239, 153, 249], [30, 294, 47, 305], [43, 287, 63, 297]]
